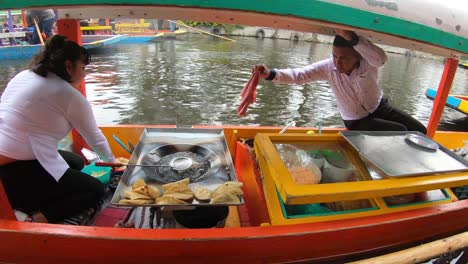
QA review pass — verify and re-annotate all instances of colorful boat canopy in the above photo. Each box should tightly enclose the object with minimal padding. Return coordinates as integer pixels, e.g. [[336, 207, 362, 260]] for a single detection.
[[1, 0, 467, 57]]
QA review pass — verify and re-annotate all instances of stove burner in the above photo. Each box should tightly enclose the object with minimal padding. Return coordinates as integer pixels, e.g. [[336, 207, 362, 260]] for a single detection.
[[169, 156, 193, 171], [155, 152, 210, 182], [141, 144, 221, 183]]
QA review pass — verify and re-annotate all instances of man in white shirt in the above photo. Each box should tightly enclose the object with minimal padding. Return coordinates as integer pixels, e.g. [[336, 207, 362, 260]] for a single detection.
[[253, 29, 427, 133]]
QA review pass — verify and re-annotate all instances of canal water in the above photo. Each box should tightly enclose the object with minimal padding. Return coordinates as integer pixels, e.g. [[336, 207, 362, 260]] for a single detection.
[[1, 34, 467, 130]]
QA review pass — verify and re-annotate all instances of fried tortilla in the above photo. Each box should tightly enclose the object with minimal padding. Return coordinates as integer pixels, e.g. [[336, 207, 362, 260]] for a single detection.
[[212, 181, 243, 197], [162, 178, 190, 191], [124, 190, 153, 200], [146, 185, 161, 199], [132, 179, 146, 190], [156, 195, 188, 205], [119, 199, 154, 205], [193, 187, 212, 201], [164, 184, 194, 201], [210, 192, 240, 204], [132, 186, 149, 196]]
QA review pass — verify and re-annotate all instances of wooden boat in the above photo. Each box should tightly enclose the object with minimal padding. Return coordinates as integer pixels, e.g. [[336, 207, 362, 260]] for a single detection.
[[0, 34, 127, 60], [0, 1, 467, 263], [426, 88, 468, 115], [119, 34, 159, 44]]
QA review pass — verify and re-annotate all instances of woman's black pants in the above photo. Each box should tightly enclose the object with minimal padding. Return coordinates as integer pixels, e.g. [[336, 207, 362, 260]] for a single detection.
[[0, 151, 104, 223]]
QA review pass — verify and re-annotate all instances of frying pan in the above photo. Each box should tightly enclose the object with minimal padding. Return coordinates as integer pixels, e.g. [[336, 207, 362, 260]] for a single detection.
[[141, 144, 221, 183]]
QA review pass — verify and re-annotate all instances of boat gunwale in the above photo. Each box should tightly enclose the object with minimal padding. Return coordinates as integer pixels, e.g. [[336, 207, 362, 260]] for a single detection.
[[0, 199, 467, 240]]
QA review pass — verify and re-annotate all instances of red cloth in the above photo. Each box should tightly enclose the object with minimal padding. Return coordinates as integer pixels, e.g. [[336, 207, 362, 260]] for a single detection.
[[237, 70, 260, 117], [93, 205, 132, 227]]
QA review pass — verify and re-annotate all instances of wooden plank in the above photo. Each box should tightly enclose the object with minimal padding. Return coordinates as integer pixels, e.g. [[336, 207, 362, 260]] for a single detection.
[[0, 32, 26, 38], [350, 231, 468, 264], [427, 58, 460, 137]]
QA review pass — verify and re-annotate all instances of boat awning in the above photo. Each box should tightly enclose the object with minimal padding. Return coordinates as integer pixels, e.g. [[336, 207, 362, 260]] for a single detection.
[[1, 0, 467, 57]]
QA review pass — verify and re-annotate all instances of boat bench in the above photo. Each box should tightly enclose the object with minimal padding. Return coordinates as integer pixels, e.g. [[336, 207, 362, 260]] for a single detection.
[[0, 32, 26, 39]]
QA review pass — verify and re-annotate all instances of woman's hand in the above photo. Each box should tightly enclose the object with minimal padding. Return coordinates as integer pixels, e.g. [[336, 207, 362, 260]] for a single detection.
[[252, 64, 270, 79]]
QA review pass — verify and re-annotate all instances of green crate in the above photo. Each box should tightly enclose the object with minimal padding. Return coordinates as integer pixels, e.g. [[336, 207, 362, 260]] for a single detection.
[[82, 163, 111, 184]]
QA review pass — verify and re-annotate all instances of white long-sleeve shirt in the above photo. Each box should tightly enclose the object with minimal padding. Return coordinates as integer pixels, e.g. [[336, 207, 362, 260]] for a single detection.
[[271, 36, 387, 120], [0, 70, 114, 181]]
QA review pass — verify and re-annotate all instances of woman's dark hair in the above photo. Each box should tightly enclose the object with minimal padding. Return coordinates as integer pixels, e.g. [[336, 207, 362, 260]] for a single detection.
[[28, 35, 91, 82]]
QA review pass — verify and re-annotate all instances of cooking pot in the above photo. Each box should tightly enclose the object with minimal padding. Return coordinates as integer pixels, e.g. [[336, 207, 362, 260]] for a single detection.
[[173, 206, 229, 228]]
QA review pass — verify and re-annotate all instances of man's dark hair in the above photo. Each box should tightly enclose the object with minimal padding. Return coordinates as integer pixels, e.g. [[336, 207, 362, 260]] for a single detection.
[[28, 35, 91, 82], [333, 35, 353, 48]]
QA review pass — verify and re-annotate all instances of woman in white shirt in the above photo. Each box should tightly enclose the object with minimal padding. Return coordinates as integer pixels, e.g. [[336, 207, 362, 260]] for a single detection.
[[0, 35, 115, 223], [252, 30, 427, 133]]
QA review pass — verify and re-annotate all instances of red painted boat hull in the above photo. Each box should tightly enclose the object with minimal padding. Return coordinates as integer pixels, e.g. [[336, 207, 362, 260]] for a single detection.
[[0, 200, 467, 263]]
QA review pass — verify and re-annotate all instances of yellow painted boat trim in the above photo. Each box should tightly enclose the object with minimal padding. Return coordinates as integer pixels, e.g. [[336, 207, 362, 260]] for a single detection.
[[254, 133, 468, 204], [261, 161, 456, 225], [80, 25, 111, 31], [458, 99, 468, 114]]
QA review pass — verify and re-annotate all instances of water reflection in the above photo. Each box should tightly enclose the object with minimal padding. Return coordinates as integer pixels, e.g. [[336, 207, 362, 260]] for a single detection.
[[0, 35, 466, 131]]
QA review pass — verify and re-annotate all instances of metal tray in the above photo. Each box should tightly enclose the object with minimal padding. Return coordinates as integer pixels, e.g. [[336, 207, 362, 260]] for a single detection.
[[340, 131, 468, 177], [110, 128, 243, 207]]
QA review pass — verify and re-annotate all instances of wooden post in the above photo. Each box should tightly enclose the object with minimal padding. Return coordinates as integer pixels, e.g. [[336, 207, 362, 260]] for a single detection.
[[105, 18, 110, 34], [33, 18, 45, 45], [426, 58, 459, 138], [21, 10, 27, 29], [349, 231, 468, 264], [56, 19, 90, 155]]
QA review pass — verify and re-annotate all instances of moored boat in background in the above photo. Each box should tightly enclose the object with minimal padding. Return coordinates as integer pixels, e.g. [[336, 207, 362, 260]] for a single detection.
[[426, 88, 468, 115], [0, 34, 128, 60]]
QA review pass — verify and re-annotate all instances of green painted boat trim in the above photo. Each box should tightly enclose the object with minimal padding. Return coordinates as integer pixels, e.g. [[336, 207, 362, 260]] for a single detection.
[[1, 0, 467, 53]]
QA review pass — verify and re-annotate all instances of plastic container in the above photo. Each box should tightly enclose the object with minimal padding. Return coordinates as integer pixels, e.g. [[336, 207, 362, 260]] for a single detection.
[[82, 163, 111, 184]]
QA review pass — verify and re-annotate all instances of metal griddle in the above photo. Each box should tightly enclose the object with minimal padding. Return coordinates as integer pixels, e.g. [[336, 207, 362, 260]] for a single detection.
[[340, 131, 468, 177], [110, 128, 242, 207]]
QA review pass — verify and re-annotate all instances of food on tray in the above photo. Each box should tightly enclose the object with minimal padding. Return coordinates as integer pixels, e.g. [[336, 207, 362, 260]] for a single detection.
[[193, 187, 212, 201], [164, 180, 194, 201], [209, 181, 243, 204], [212, 181, 243, 197], [119, 179, 162, 205], [118, 177, 243, 205], [146, 185, 161, 199], [156, 195, 188, 205], [164, 191, 193, 201], [210, 192, 240, 204], [124, 190, 153, 201], [132, 179, 146, 190], [162, 178, 190, 191], [288, 165, 321, 185], [119, 199, 153, 205]]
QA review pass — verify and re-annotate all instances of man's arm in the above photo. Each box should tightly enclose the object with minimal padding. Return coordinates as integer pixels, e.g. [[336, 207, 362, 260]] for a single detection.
[[336, 29, 387, 68], [253, 60, 330, 85], [270, 60, 330, 85]]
